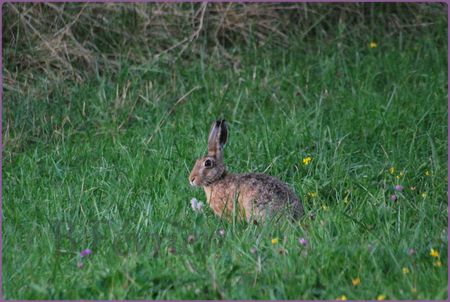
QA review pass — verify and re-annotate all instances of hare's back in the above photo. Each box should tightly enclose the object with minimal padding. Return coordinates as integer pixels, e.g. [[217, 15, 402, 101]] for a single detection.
[[237, 173, 303, 218]]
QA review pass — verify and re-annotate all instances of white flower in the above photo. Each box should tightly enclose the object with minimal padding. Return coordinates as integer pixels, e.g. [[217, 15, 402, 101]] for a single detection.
[[190, 198, 204, 213]]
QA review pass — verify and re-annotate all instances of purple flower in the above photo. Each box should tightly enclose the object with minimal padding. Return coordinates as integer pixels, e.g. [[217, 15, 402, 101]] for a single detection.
[[191, 198, 204, 213], [394, 185, 404, 192], [218, 229, 226, 237], [80, 248, 92, 258], [250, 247, 257, 254], [390, 194, 398, 202], [298, 237, 308, 246], [408, 248, 416, 256]]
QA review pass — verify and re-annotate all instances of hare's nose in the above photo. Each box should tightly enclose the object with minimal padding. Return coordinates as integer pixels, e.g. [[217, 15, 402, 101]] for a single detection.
[[189, 176, 196, 186]]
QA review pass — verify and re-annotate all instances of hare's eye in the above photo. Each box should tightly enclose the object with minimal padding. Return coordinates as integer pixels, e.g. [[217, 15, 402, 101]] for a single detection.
[[204, 159, 213, 167]]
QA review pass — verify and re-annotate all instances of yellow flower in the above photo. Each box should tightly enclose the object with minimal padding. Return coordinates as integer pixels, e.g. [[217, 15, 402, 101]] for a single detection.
[[271, 238, 279, 245], [433, 260, 442, 267], [388, 167, 395, 174], [425, 170, 430, 176], [322, 205, 329, 211], [399, 171, 404, 176], [336, 295, 347, 301], [402, 267, 410, 275], [308, 192, 317, 198], [430, 248, 440, 258], [303, 156, 312, 165], [343, 196, 349, 204], [352, 277, 361, 286], [377, 294, 386, 301], [421, 192, 427, 198], [396, 175, 400, 179], [370, 41, 378, 48]]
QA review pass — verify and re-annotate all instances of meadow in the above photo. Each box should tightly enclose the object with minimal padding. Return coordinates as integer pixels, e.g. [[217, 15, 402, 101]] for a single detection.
[[2, 3, 448, 300]]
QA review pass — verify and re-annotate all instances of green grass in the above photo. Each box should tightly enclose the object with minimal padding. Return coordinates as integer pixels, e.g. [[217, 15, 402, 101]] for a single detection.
[[3, 22, 448, 299]]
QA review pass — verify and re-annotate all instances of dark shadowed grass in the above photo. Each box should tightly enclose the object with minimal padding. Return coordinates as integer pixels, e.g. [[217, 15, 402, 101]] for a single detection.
[[2, 17, 448, 299]]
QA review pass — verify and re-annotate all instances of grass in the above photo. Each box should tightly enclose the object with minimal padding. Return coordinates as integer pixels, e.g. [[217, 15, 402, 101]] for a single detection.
[[3, 13, 448, 299]]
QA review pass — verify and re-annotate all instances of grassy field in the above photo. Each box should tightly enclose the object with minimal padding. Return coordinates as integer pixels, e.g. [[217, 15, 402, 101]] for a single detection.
[[3, 7, 448, 300]]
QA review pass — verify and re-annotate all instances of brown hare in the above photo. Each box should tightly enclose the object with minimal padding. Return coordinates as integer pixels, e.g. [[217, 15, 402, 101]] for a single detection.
[[189, 120, 303, 222]]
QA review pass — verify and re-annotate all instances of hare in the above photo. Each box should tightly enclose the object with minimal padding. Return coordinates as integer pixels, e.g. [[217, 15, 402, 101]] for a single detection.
[[189, 120, 303, 222]]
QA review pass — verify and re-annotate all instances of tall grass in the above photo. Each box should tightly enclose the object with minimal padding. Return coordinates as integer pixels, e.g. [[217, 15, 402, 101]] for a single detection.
[[3, 3, 445, 85], [3, 3, 446, 163]]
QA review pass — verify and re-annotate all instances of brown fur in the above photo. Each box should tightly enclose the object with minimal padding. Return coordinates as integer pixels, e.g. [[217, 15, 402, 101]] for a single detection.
[[189, 120, 304, 221]]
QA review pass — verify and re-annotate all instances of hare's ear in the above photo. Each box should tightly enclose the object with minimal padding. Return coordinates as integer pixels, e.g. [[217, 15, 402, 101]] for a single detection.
[[207, 119, 228, 158]]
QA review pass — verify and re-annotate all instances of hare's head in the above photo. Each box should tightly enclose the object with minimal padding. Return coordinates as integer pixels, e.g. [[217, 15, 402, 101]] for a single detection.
[[189, 120, 228, 187]]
